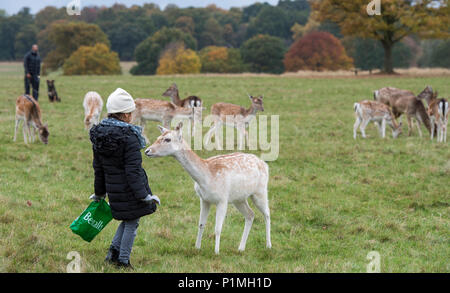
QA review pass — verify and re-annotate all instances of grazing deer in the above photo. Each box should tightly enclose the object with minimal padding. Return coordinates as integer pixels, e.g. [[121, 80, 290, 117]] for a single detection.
[[145, 122, 271, 254], [83, 91, 103, 130], [427, 91, 448, 142], [353, 100, 402, 139], [131, 98, 194, 143], [46, 80, 60, 102], [162, 83, 202, 108], [374, 86, 432, 137], [14, 95, 49, 144], [205, 95, 264, 149]]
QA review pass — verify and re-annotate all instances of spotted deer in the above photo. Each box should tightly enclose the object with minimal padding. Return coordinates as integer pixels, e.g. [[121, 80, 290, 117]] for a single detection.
[[145, 122, 271, 254], [131, 98, 194, 143], [83, 91, 103, 130], [14, 95, 49, 144], [205, 95, 264, 149], [353, 100, 402, 139], [427, 91, 448, 142], [162, 83, 202, 108], [374, 86, 432, 137]]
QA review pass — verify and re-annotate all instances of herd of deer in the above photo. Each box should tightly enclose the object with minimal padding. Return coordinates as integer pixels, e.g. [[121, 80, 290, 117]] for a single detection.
[[11, 82, 448, 254], [354, 85, 448, 142]]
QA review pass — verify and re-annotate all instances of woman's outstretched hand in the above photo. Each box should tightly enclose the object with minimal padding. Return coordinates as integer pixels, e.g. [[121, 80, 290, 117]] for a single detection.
[[89, 194, 106, 202]]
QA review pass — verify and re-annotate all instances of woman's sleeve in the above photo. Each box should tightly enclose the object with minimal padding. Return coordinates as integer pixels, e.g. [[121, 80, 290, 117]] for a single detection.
[[123, 134, 149, 200], [93, 149, 106, 196]]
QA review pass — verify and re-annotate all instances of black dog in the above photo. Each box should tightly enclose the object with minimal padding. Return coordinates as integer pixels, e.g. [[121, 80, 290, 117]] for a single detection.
[[47, 80, 60, 102]]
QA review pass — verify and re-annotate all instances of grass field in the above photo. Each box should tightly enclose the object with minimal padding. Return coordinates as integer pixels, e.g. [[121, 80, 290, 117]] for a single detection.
[[0, 63, 448, 273]]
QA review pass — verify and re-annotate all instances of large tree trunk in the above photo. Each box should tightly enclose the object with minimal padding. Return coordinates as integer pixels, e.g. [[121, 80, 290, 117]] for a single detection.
[[381, 41, 394, 74]]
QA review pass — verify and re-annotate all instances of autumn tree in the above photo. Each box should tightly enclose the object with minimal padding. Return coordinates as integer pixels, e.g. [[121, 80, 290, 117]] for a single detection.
[[199, 46, 246, 73], [43, 22, 110, 72], [131, 27, 197, 75], [156, 43, 201, 75], [311, 0, 450, 74], [284, 31, 353, 71], [63, 43, 121, 75]]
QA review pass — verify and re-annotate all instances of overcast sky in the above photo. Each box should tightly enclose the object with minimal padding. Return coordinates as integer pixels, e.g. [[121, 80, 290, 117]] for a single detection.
[[1, 0, 279, 15]]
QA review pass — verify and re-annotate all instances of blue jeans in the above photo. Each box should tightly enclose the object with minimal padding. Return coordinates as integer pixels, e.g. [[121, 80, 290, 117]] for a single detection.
[[111, 218, 140, 263]]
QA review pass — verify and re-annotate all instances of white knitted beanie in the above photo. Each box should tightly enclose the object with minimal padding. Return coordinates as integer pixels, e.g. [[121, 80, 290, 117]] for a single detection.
[[106, 88, 136, 114]]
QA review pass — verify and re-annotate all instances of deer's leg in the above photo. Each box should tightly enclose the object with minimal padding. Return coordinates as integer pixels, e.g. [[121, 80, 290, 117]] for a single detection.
[[415, 117, 423, 137], [195, 199, 211, 250], [381, 119, 386, 138], [430, 117, 435, 140], [14, 117, 20, 142], [407, 115, 413, 136], [214, 201, 228, 255], [233, 200, 255, 252], [23, 119, 30, 144], [360, 119, 370, 138], [251, 192, 271, 249], [353, 116, 361, 139]]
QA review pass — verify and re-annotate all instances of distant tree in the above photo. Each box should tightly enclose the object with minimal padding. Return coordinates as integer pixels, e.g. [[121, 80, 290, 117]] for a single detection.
[[311, 0, 450, 73], [344, 37, 414, 71], [63, 43, 121, 75], [291, 16, 319, 40], [0, 7, 34, 60], [175, 16, 195, 35], [43, 22, 110, 72], [284, 31, 353, 72], [246, 6, 291, 39], [241, 34, 286, 74], [419, 39, 450, 68], [199, 46, 246, 73], [156, 43, 201, 75], [131, 27, 197, 75], [198, 17, 224, 48], [14, 24, 38, 58], [34, 6, 67, 29]]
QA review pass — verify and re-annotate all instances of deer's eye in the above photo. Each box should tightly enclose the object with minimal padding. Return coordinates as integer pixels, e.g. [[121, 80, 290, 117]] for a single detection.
[[164, 138, 171, 143]]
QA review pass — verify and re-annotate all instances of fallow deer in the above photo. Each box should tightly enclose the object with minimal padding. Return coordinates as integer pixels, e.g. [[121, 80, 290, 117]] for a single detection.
[[373, 86, 432, 137], [205, 95, 264, 149], [354, 100, 402, 139], [83, 91, 103, 130], [162, 83, 202, 108], [145, 122, 271, 254], [14, 95, 49, 144], [131, 98, 194, 143], [427, 91, 448, 143]]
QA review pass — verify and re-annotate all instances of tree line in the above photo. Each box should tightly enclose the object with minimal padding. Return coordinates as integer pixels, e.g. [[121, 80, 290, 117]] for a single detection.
[[0, 0, 448, 75]]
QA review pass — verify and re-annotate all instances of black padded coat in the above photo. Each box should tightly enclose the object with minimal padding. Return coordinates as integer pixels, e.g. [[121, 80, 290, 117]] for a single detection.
[[90, 124, 156, 221]]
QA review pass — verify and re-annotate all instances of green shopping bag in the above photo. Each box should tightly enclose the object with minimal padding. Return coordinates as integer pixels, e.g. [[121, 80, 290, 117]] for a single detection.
[[70, 199, 113, 242]]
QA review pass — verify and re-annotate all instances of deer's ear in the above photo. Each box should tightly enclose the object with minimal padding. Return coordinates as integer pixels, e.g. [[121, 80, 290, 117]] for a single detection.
[[157, 125, 168, 134]]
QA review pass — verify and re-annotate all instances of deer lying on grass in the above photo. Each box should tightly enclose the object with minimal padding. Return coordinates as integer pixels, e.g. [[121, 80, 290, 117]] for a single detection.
[[374, 86, 432, 137], [131, 98, 194, 143], [427, 92, 448, 142], [162, 83, 202, 108], [205, 95, 264, 149], [145, 122, 271, 254], [83, 91, 103, 130], [354, 100, 402, 139], [14, 95, 49, 144]]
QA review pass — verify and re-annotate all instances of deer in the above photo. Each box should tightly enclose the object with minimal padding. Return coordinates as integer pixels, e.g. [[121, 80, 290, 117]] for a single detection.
[[353, 100, 402, 139], [144, 122, 271, 254], [83, 91, 103, 131], [131, 98, 194, 143], [162, 83, 202, 108], [204, 95, 264, 150], [426, 91, 448, 143], [373, 86, 433, 137], [14, 95, 49, 144]]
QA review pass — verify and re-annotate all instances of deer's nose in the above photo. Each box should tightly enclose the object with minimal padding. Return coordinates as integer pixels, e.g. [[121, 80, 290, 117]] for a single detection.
[[145, 148, 153, 156]]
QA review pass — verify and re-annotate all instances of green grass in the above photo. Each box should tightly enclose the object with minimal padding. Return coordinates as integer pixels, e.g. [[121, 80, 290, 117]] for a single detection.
[[0, 63, 448, 273]]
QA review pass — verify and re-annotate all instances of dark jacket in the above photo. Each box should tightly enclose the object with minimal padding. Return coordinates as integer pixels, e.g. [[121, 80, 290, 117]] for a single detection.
[[24, 51, 41, 76], [90, 123, 156, 221]]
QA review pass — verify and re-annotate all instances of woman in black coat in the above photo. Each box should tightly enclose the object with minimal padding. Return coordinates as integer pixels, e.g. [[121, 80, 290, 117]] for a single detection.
[[89, 88, 159, 268]]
